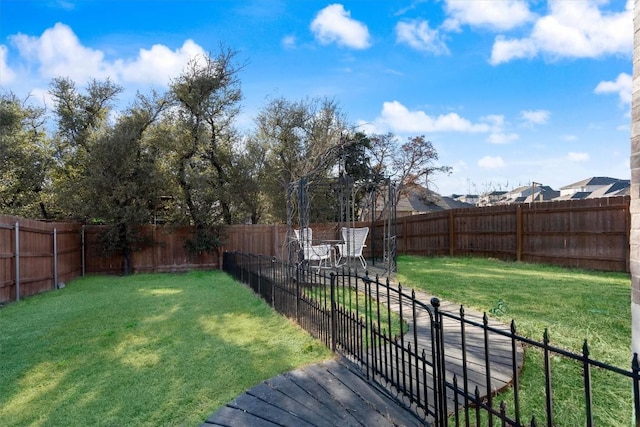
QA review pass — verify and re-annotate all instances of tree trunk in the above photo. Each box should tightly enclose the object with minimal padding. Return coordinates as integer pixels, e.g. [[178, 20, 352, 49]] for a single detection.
[[119, 222, 132, 275], [631, 0, 639, 359], [123, 250, 132, 276]]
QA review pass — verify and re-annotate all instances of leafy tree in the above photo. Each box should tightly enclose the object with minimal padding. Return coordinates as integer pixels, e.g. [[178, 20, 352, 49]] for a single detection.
[[229, 136, 269, 223], [254, 96, 347, 223], [368, 133, 451, 218], [0, 93, 51, 218], [337, 131, 376, 222], [49, 77, 123, 218], [168, 48, 242, 252], [80, 93, 168, 274], [395, 135, 452, 190], [341, 131, 373, 182]]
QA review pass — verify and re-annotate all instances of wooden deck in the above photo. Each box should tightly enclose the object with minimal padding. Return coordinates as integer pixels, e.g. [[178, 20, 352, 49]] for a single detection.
[[203, 263, 523, 426], [202, 356, 426, 426]]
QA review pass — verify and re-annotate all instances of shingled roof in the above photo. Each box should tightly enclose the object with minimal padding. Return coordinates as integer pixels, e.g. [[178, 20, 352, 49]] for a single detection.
[[560, 176, 620, 189]]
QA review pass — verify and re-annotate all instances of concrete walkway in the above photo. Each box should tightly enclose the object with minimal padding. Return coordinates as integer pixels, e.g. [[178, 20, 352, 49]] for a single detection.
[[203, 266, 524, 426]]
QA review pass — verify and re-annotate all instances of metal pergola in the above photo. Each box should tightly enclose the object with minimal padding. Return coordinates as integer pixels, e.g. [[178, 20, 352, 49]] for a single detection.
[[285, 154, 397, 276]]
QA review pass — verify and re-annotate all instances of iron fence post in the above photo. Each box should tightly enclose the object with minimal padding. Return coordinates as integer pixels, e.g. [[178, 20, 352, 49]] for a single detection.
[[633, 353, 640, 426], [543, 329, 554, 426], [412, 290, 419, 404], [431, 297, 447, 426], [296, 264, 300, 323], [330, 273, 336, 352], [582, 341, 593, 427], [483, 312, 494, 427], [271, 257, 276, 307], [258, 254, 262, 297], [511, 320, 521, 426], [399, 284, 405, 392], [460, 306, 471, 426]]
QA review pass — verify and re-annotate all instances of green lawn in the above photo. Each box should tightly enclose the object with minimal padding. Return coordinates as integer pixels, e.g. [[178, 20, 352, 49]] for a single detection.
[[0, 271, 332, 427], [396, 255, 632, 426]]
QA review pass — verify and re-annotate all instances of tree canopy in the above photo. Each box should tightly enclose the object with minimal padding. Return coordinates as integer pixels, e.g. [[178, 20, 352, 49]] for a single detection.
[[2, 46, 451, 271]]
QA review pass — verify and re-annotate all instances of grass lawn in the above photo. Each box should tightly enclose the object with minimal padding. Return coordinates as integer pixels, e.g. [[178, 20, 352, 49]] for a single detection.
[[396, 255, 632, 426], [0, 270, 332, 427]]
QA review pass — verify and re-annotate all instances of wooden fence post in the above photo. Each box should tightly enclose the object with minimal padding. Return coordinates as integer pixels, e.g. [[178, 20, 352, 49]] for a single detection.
[[449, 211, 455, 256], [81, 226, 86, 276], [152, 225, 158, 273], [53, 228, 58, 289], [517, 205, 523, 262], [14, 221, 19, 301], [402, 216, 408, 255], [273, 224, 278, 258]]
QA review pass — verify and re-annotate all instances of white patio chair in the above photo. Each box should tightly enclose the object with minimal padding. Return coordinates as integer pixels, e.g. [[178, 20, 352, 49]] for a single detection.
[[294, 228, 332, 269], [336, 227, 369, 269]]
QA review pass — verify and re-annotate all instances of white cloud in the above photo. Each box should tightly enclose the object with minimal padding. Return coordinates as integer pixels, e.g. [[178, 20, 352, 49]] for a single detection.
[[55, 1, 76, 11], [478, 155, 505, 169], [376, 101, 496, 133], [115, 40, 205, 85], [487, 132, 519, 144], [355, 119, 378, 135], [395, 20, 449, 55], [490, 1, 632, 65], [0, 44, 16, 85], [310, 4, 371, 49], [594, 72, 632, 105], [520, 109, 550, 126], [8, 22, 206, 88], [490, 37, 538, 64], [11, 22, 113, 82], [561, 134, 578, 141], [281, 35, 296, 49], [442, 0, 534, 32], [567, 152, 590, 162], [482, 114, 505, 128], [29, 87, 54, 109]]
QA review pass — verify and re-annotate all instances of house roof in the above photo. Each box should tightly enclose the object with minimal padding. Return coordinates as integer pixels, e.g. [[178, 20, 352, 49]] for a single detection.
[[396, 185, 474, 213], [587, 180, 630, 198], [561, 176, 621, 190], [498, 185, 559, 204], [553, 191, 591, 201], [440, 196, 476, 209]]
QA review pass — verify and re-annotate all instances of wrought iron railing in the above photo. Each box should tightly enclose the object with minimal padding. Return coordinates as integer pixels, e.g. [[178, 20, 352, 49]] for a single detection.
[[223, 251, 640, 426]]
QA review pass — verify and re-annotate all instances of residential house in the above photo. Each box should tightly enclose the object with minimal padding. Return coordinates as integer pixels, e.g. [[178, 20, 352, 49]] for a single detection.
[[477, 191, 507, 207], [555, 177, 629, 201], [491, 184, 559, 205], [451, 194, 479, 206], [369, 184, 475, 219]]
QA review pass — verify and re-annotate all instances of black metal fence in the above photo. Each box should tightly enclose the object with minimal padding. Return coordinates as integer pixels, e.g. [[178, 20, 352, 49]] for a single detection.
[[223, 251, 640, 426]]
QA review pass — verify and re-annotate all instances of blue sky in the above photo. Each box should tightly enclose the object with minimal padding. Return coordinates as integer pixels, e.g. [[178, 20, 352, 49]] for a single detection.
[[0, 0, 633, 196]]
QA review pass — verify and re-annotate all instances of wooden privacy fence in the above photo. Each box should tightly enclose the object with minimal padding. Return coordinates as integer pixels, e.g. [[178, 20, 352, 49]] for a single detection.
[[0, 218, 220, 304], [391, 196, 630, 272], [0, 215, 82, 303], [0, 196, 631, 303], [83, 225, 220, 274], [223, 197, 631, 273]]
